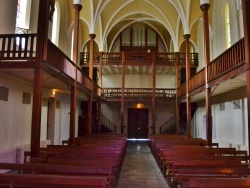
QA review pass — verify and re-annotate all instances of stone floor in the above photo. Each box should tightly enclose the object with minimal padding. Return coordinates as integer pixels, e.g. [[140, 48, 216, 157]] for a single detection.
[[117, 140, 169, 188]]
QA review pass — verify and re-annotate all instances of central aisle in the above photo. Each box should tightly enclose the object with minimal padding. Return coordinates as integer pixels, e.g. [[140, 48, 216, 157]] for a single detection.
[[117, 140, 169, 188]]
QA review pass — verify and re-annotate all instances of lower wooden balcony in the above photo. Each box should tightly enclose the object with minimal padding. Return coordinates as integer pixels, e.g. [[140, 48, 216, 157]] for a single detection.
[[0, 34, 101, 98], [101, 88, 176, 102]]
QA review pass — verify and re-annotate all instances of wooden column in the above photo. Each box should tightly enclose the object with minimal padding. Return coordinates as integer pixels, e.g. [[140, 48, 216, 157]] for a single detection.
[[31, 0, 52, 161], [89, 34, 96, 79], [242, 0, 250, 153], [98, 52, 103, 87], [87, 94, 93, 135], [97, 101, 102, 133], [175, 52, 180, 134], [97, 52, 103, 133], [87, 34, 96, 136], [69, 2, 82, 145], [121, 52, 125, 133], [152, 53, 156, 134], [201, 2, 212, 146], [184, 34, 192, 137]]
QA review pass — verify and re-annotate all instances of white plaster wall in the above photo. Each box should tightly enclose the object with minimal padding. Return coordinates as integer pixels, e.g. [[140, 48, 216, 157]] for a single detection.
[[102, 75, 122, 88], [0, 72, 81, 161], [193, 98, 249, 153], [212, 0, 242, 59], [0, 72, 33, 150], [102, 74, 175, 88], [0, 0, 17, 34], [156, 75, 175, 88]]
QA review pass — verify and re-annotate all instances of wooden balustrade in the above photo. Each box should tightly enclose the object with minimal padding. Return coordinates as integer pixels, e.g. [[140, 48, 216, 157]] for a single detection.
[[80, 52, 199, 66], [177, 39, 245, 100], [188, 69, 205, 92], [177, 83, 187, 99], [102, 88, 176, 98], [0, 34, 36, 61], [208, 38, 245, 81]]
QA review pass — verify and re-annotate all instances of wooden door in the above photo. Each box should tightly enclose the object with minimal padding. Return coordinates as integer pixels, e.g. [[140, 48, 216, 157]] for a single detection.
[[127, 108, 148, 139]]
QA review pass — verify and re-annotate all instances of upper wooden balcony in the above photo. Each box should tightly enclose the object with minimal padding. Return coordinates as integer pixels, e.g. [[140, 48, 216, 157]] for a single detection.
[[0, 34, 101, 98], [178, 38, 245, 101], [0, 34, 245, 102], [80, 52, 199, 67]]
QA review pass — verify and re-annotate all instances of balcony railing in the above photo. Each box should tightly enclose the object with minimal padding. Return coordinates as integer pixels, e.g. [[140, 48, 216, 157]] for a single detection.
[[178, 38, 245, 99], [0, 34, 101, 97], [80, 52, 199, 66], [208, 38, 245, 81], [102, 88, 176, 98], [0, 34, 36, 60]]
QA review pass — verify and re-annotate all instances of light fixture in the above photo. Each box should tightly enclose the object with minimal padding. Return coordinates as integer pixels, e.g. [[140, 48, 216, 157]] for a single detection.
[[200, 0, 209, 5], [136, 103, 144, 108], [51, 90, 56, 96], [73, 0, 82, 5]]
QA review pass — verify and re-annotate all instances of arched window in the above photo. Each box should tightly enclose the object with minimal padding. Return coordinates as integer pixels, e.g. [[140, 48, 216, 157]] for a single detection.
[[225, 3, 231, 49], [52, 2, 60, 46], [16, 0, 31, 33]]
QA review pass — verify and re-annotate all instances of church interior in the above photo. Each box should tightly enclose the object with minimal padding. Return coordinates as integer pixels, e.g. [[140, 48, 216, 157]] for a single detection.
[[0, 0, 250, 187]]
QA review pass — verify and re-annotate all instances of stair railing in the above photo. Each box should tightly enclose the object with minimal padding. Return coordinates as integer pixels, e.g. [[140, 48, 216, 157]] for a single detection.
[[100, 114, 118, 133], [159, 115, 176, 134]]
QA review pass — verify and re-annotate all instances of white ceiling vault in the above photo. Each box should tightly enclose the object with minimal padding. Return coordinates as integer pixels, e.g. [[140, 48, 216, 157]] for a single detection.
[[66, 0, 207, 53]]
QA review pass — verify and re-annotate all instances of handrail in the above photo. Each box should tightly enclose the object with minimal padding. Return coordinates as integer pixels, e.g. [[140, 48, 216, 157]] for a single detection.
[[159, 115, 176, 134], [102, 88, 176, 98], [100, 114, 117, 133]]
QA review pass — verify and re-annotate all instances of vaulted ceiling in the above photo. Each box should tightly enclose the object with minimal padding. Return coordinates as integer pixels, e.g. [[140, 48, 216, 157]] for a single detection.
[[65, 0, 214, 52]]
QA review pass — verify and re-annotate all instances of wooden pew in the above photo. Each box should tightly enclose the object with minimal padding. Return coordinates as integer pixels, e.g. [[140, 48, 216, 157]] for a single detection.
[[173, 167, 250, 187], [0, 173, 109, 188], [170, 157, 247, 187], [0, 162, 116, 186], [188, 178, 250, 188]]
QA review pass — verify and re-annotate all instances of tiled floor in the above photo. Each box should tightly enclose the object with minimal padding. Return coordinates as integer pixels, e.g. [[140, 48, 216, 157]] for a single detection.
[[117, 140, 169, 188]]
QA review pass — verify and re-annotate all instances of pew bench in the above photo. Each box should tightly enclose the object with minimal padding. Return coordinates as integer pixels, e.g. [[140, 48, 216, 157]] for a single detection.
[[172, 166, 250, 187], [0, 173, 109, 188], [188, 177, 250, 188]]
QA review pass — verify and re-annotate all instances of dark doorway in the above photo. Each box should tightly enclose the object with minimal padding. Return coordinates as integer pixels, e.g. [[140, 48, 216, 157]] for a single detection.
[[127, 108, 148, 139]]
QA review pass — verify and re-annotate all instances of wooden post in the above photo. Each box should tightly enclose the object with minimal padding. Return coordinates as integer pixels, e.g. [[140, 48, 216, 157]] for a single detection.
[[200, 2, 212, 146], [98, 52, 103, 87], [184, 34, 191, 137], [121, 52, 125, 133], [97, 101, 102, 133], [97, 52, 103, 133], [152, 53, 156, 134], [89, 34, 96, 79], [242, 0, 250, 153], [87, 34, 96, 136], [175, 52, 180, 134], [69, 2, 82, 145], [31, 0, 52, 161]]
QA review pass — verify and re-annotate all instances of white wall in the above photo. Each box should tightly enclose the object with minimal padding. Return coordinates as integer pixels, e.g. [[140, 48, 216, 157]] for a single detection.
[[193, 98, 249, 152], [102, 74, 176, 88], [0, 0, 17, 34], [0, 72, 80, 161]]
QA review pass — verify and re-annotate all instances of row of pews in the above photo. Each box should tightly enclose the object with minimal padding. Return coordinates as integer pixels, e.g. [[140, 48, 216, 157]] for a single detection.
[[149, 134, 250, 188], [0, 134, 127, 188]]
